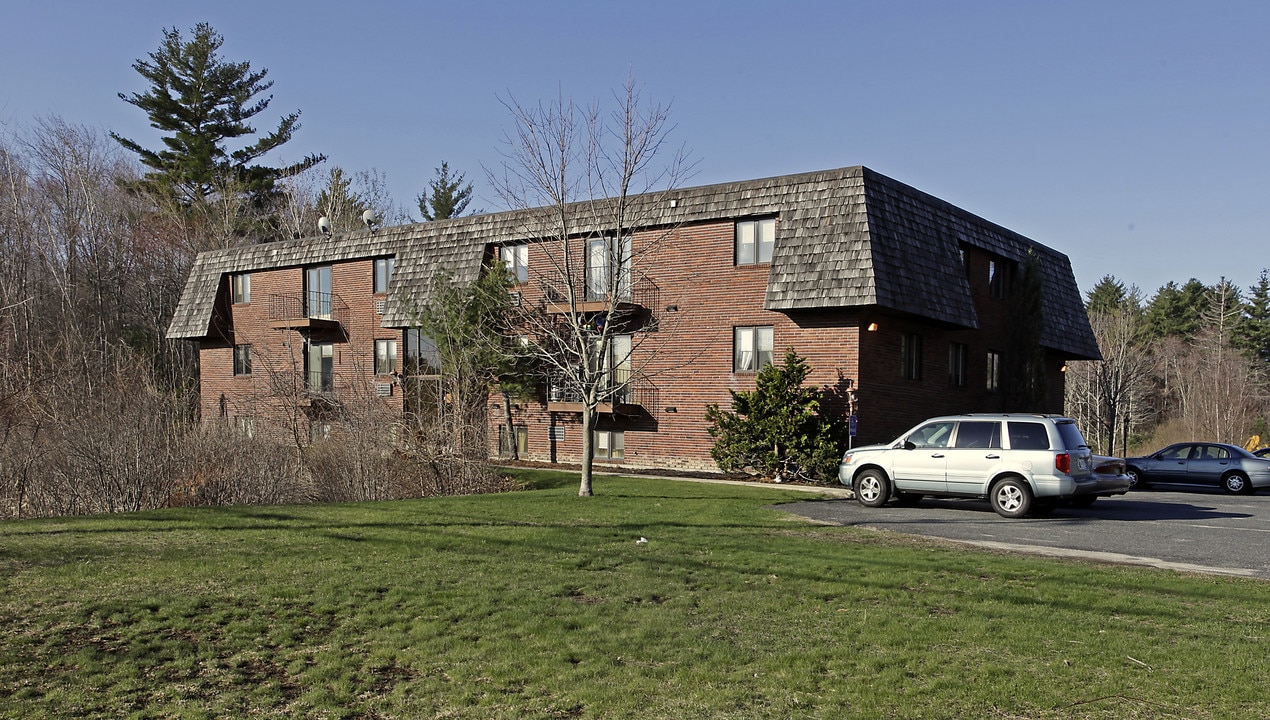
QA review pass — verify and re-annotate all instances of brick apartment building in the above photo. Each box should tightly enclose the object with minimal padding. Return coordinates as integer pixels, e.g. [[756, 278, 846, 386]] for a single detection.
[[167, 166, 1100, 472]]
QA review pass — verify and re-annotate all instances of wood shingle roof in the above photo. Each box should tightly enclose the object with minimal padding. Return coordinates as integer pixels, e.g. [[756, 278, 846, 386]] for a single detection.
[[166, 166, 1099, 359]]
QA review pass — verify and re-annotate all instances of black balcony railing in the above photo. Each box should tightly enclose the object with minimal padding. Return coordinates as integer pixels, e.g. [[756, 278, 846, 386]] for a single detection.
[[541, 274, 660, 314], [546, 373, 658, 415], [268, 291, 350, 330]]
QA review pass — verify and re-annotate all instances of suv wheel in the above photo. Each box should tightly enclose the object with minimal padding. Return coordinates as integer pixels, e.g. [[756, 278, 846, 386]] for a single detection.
[[990, 477, 1033, 519], [854, 470, 890, 508]]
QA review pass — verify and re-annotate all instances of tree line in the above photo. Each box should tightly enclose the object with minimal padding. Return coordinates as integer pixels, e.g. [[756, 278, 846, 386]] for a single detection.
[[1064, 273, 1270, 456]]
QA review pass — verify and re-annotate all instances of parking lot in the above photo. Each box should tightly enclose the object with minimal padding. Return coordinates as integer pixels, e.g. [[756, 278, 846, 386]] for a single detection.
[[780, 488, 1270, 579]]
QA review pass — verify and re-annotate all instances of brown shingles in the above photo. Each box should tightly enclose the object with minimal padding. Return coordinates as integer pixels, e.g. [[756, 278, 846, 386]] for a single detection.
[[167, 166, 1099, 359]]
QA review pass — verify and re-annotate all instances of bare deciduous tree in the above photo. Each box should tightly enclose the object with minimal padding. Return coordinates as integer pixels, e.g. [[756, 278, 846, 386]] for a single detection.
[[487, 77, 692, 496]]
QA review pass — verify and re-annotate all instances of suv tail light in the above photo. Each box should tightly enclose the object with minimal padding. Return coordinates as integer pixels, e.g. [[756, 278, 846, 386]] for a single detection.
[[1055, 453, 1071, 474]]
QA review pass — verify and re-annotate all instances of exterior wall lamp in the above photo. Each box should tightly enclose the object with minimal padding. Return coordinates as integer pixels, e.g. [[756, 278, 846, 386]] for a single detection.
[[866, 322, 879, 332]]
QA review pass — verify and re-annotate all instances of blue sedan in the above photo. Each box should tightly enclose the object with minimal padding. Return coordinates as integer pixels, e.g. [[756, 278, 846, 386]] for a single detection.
[[1124, 442, 1270, 494]]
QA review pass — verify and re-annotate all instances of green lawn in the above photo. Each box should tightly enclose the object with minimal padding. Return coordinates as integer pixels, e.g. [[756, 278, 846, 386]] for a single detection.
[[1, 469, 1266, 719]]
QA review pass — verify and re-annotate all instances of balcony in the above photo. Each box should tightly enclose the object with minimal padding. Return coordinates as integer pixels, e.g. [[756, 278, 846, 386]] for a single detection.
[[546, 373, 658, 416], [267, 292, 350, 335], [542, 275, 660, 316]]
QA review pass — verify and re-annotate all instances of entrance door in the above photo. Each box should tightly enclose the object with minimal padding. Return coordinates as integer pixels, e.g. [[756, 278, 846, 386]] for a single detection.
[[306, 265, 333, 319]]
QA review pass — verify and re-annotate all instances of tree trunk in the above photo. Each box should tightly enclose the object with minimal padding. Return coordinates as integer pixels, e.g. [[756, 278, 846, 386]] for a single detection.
[[578, 404, 594, 496], [502, 390, 518, 460]]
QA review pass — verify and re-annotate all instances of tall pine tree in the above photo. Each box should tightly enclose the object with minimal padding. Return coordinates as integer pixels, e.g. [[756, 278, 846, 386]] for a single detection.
[[112, 23, 324, 231]]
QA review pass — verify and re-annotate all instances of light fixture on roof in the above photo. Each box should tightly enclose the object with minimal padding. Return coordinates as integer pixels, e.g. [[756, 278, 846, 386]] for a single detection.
[[362, 209, 379, 234], [317, 216, 332, 238]]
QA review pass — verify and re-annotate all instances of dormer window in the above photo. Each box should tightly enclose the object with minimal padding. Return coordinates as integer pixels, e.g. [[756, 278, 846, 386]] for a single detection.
[[374, 258, 394, 294], [231, 274, 251, 304], [989, 258, 1013, 299], [501, 245, 528, 283], [736, 217, 775, 265]]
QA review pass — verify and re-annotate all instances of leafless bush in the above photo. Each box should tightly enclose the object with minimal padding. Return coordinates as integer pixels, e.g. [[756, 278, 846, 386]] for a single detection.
[[173, 425, 312, 507]]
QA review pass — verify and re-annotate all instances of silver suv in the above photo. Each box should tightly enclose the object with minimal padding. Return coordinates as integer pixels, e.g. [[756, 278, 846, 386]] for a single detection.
[[838, 414, 1130, 518]]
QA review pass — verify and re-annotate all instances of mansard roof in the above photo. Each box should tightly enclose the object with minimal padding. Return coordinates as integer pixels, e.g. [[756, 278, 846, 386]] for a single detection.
[[166, 166, 1099, 359]]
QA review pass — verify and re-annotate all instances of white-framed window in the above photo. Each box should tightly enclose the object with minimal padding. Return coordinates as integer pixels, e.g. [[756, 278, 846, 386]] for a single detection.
[[733, 326, 774, 372], [987, 351, 1001, 392], [595, 430, 625, 460], [231, 273, 251, 304], [948, 342, 967, 387], [586, 236, 631, 301], [234, 416, 255, 438], [233, 344, 252, 376], [375, 339, 398, 375], [901, 333, 923, 381], [736, 217, 776, 265], [374, 257, 394, 294], [501, 245, 528, 284]]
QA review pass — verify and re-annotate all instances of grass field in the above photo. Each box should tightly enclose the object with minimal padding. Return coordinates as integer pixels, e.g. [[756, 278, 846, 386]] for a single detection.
[[1, 469, 1267, 719]]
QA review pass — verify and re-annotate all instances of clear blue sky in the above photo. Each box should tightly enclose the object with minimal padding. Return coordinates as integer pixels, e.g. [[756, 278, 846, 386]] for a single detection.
[[3, 0, 1268, 300]]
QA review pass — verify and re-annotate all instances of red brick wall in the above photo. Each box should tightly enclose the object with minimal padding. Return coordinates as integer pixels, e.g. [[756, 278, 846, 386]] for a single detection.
[[493, 225, 1071, 471], [198, 258, 404, 433]]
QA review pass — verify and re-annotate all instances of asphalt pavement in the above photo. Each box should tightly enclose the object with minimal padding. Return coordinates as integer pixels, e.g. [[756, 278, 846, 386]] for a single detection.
[[778, 487, 1270, 580]]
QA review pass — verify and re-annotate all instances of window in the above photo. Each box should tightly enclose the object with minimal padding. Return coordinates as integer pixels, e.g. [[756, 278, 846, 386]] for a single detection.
[[231, 274, 251, 304], [499, 425, 529, 458], [986, 351, 1001, 392], [404, 329, 441, 375], [233, 344, 252, 376], [1007, 422, 1051, 450], [374, 257, 394, 293], [908, 421, 954, 449], [307, 342, 334, 392], [733, 326, 774, 372], [310, 422, 331, 443], [586, 236, 631, 301], [948, 342, 967, 386], [306, 265, 333, 319], [591, 334, 633, 404], [989, 258, 1011, 299], [375, 339, 398, 375], [954, 421, 1000, 449], [500, 245, 528, 284], [736, 217, 776, 265], [901, 333, 923, 380], [234, 416, 255, 439], [595, 430, 625, 460], [1198, 445, 1229, 460]]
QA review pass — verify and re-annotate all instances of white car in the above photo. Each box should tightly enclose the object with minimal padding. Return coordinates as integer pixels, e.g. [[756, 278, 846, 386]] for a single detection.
[[838, 414, 1131, 518]]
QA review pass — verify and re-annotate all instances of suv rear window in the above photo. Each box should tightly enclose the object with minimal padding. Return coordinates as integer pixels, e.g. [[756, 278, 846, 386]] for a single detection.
[[1007, 421, 1050, 450], [1054, 420, 1088, 452]]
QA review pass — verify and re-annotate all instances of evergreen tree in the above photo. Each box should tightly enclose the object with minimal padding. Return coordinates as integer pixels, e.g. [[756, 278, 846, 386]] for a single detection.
[[1086, 275, 1130, 314], [1143, 279, 1212, 340], [112, 23, 324, 216], [1234, 270, 1270, 364], [705, 348, 846, 483], [417, 162, 474, 220]]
